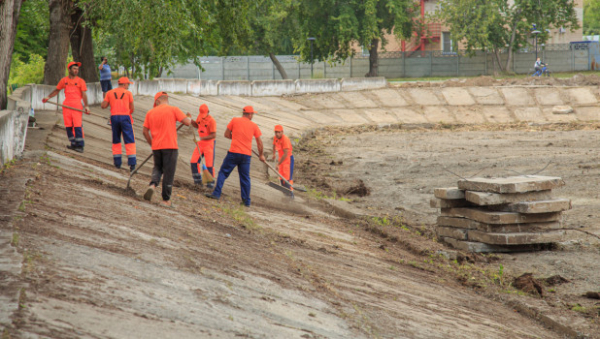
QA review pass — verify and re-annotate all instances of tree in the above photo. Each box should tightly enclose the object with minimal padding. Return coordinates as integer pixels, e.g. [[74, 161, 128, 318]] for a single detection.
[[295, 0, 416, 77], [69, 4, 98, 82], [436, 0, 580, 73], [43, 0, 73, 85], [0, 0, 25, 109], [584, 0, 600, 35], [14, 0, 49, 62]]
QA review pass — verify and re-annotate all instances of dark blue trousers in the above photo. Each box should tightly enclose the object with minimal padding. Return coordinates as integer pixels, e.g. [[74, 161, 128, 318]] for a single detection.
[[211, 152, 252, 206]]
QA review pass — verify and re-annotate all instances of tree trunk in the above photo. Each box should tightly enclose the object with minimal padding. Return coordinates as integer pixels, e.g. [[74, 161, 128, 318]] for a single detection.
[[0, 0, 24, 109], [44, 0, 73, 85], [493, 48, 505, 73], [504, 9, 521, 74], [269, 53, 288, 79], [69, 6, 98, 83], [365, 38, 379, 77]]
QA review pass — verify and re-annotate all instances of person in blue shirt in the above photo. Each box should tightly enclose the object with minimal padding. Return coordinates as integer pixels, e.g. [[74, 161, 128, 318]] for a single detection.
[[98, 57, 113, 98]]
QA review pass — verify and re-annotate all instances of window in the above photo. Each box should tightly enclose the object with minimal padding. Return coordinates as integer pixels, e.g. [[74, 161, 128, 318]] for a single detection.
[[442, 32, 453, 53]]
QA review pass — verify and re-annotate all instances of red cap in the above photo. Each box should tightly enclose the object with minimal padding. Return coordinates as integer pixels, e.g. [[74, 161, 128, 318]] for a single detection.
[[118, 77, 133, 84], [199, 104, 209, 115], [274, 125, 283, 132], [242, 106, 256, 114], [153, 91, 168, 107], [67, 61, 82, 69]]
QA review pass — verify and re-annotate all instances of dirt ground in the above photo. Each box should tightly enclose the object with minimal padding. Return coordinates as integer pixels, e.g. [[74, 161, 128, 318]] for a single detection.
[[3, 76, 600, 338]]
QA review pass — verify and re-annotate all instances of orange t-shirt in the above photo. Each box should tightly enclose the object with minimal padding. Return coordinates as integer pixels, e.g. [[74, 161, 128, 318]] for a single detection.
[[227, 117, 261, 156], [273, 134, 293, 160], [196, 114, 217, 145], [104, 88, 133, 116], [56, 76, 87, 103], [143, 104, 187, 150]]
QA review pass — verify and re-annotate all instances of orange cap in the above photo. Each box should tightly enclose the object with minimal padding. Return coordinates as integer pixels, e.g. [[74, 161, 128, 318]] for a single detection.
[[153, 91, 168, 107], [118, 77, 134, 84], [199, 104, 209, 115], [67, 61, 82, 69], [242, 106, 256, 114], [274, 125, 283, 132]]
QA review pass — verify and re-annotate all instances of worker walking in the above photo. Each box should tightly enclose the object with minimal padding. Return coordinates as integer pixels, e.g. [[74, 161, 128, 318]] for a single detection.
[[272, 125, 294, 197], [190, 104, 216, 188], [101, 77, 136, 172], [205, 106, 266, 207], [42, 61, 90, 153], [142, 92, 192, 207]]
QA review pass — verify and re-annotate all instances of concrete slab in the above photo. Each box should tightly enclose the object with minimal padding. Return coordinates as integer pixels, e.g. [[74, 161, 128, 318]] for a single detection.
[[441, 88, 476, 106], [337, 92, 378, 108], [513, 107, 544, 122], [430, 198, 472, 209], [437, 216, 479, 229], [329, 110, 370, 124], [472, 221, 562, 233], [465, 190, 553, 206], [488, 199, 572, 214], [534, 89, 564, 106], [299, 110, 342, 125], [501, 88, 534, 106], [434, 187, 465, 200], [362, 109, 399, 123], [390, 108, 428, 123], [468, 87, 504, 105], [568, 88, 597, 106], [543, 108, 577, 122], [423, 106, 456, 123], [457, 175, 565, 194], [371, 89, 409, 107], [480, 107, 514, 123], [305, 95, 347, 110], [436, 227, 468, 240], [440, 208, 561, 224], [441, 237, 518, 253], [467, 230, 566, 245], [450, 107, 486, 124], [575, 107, 600, 121], [408, 89, 442, 106], [551, 106, 574, 114]]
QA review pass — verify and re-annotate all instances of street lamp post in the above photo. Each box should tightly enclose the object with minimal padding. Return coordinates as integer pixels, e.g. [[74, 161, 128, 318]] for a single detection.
[[531, 23, 541, 60], [307, 37, 316, 78]]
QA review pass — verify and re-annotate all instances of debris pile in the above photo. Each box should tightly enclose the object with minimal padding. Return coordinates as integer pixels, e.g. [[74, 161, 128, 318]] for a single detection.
[[431, 175, 571, 253]]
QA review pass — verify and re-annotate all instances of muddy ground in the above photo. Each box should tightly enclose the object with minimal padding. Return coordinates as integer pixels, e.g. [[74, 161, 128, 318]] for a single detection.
[[3, 76, 600, 338]]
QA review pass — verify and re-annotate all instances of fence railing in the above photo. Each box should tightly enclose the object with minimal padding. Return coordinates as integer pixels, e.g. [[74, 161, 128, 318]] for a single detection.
[[160, 42, 596, 80]]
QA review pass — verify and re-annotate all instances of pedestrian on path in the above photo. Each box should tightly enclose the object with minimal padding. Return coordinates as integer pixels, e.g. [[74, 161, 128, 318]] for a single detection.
[[190, 104, 216, 188], [205, 106, 265, 207], [272, 125, 294, 197], [42, 61, 90, 153], [101, 77, 136, 172], [98, 57, 113, 98], [142, 92, 192, 207]]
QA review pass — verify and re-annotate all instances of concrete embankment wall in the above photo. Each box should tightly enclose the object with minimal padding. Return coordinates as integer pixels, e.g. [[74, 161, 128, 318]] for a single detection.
[[24, 77, 387, 111], [1, 87, 32, 167]]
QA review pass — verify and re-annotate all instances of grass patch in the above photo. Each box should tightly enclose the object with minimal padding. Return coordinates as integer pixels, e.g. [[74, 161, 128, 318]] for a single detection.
[[11, 233, 19, 247], [222, 204, 260, 230]]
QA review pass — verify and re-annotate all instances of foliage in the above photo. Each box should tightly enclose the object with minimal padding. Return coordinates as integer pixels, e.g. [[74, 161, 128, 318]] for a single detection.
[[584, 0, 600, 35], [436, 0, 580, 71], [244, 0, 297, 56], [8, 54, 45, 90], [294, 0, 416, 63], [13, 0, 49, 62]]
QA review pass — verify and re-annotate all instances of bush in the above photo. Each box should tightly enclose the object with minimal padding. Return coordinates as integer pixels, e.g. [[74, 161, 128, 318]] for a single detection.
[[8, 53, 45, 93]]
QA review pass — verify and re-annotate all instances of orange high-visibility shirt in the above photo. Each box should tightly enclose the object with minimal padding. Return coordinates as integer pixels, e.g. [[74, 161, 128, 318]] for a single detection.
[[273, 134, 293, 160], [56, 76, 87, 103], [143, 104, 187, 150], [226, 117, 261, 156], [196, 114, 217, 146], [104, 87, 133, 116]]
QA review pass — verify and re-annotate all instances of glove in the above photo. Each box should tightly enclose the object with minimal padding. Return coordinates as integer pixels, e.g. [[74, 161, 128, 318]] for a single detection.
[[42, 97, 49, 103]]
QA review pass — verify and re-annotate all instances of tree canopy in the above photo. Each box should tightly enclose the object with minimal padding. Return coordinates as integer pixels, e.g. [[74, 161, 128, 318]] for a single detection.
[[584, 0, 600, 35]]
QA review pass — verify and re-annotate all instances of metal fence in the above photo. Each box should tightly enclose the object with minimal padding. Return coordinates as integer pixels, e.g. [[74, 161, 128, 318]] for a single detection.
[[161, 42, 597, 80]]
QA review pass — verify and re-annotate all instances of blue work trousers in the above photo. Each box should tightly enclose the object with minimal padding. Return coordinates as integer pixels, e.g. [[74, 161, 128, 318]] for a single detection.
[[211, 152, 252, 206]]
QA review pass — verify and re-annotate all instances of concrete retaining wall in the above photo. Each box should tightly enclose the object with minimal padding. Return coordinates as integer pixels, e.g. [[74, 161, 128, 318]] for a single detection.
[[1, 88, 31, 167], [341, 77, 387, 92], [217, 81, 252, 96], [251, 80, 296, 96], [295, 79, 341, 94]]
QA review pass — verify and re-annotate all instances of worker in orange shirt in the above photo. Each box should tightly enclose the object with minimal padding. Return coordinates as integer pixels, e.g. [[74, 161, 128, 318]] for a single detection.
[[205, 106, 266, 207], [190, 104, 216, 188], [101, 77, 136, 172], [271, 125, 294, 197], [42, 61, 90, 153], [142, 92, 192, 207]]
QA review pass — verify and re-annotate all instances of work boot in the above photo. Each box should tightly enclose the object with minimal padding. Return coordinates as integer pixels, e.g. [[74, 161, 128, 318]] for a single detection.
[[75, 147, 84, 153], [144, 185, 155, 201], [107, 118, 111, 126], [206, 182, 214, 189], [66, 145, 76, 151], [130, 165, 136, 173], [240, 199, 250, 207], [204, 193, 218, 200]]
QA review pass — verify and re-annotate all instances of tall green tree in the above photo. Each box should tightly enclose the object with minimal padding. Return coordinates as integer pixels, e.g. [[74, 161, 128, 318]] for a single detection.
[[295, 0, 416, 77], [13, 0, 49, 62], [436, 0, 580, 73], [0, 0, 25, 109], [584, 0, 600, 35]]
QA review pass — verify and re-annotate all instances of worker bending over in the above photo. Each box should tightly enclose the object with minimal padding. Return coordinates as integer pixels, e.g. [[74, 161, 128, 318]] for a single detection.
[[272, 125, 294, 197]]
